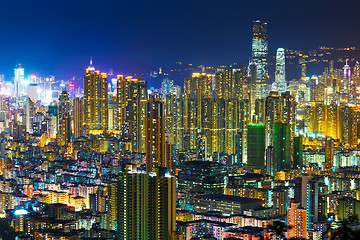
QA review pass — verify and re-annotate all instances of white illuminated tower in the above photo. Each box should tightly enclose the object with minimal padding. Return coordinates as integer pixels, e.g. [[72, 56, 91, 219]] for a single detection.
[[343, 61, 351, 102], [275, 48, 286, 92], [353, 61, 360, 103], [14, 64, 25, 98], [251, 20, 268, 99]]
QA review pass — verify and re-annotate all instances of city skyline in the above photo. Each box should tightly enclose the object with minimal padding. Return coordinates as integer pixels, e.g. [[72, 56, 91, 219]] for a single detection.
[[0, 0, 360, 80], [2, 1, 360, 240]]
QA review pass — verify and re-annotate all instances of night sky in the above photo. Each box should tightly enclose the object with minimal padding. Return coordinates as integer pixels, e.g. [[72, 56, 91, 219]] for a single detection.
[[1, 0, 360, 80]]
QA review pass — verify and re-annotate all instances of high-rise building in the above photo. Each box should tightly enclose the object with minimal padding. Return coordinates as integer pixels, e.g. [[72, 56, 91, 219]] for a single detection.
[[272, 123, 291, 175], [58, 89, 71, 146], [116, 165, 176, 240], [146, 93, 166, 172], [26, 97, 34, 133], [264, 92, 282, 149], [233, 65, 248, 100], [247, 124, 265, 171], [342, 61, 351, 103], [14, 65, 25, 98], [325, 137, 334, 169], [72, 97, 83, 139], [215, 67, 233, 100], [225, 99, 238, 155], [301, 63, 306, 80], [83, 61, 108, 131], [293, 136, 303, 168], [340, 106, 357, 148], [246, 63, 257, 107], [287, 203, 308, 240], [251, 20, 269, 98], [275, 48, 286, 92], [353, 61, 360, 103], [117, 76, 148, 153]]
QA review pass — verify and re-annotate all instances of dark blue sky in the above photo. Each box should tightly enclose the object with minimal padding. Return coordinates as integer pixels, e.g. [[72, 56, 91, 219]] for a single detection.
[[1, 0, 360, 80]]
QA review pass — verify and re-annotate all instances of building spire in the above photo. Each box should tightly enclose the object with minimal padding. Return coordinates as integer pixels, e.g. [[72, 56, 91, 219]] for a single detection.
[[88, 57, 95, 71]]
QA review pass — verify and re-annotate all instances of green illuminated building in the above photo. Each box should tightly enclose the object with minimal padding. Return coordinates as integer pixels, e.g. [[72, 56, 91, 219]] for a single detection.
[[247, 124, 265, 170], [273, 123, 291, 175]]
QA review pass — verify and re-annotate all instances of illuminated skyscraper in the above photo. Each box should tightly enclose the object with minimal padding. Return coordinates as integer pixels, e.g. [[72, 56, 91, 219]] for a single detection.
[[247, 124, 265, 171], [233, 65, 248, 100], [251, 20, 269, 98], [83, 61, 108, 131], [72, 97, 84, 139], [25, 97, 34, 133], [225, 99, 238, 155], [238, 99, 251, 163], [116, 165, 176, 240], [272, 122, 291, 175], [246, 63, 257, 115], [165, 93, 177, 136], [287, 203, 308, 239], [58, 89, 71, 146], [14, 64, 25, 98], [325, 137, 334, 169], [116, 75, 129, 130], [301, 63, 306, 80], [340, 106, 357, 148], [264, 92, 282, 149], [146, 93, 166, 172], [353, 61, 360, 103], [117, 76, 148, 153], [215, 67, 233, 99], [342, 61, 351, 102], [275, 48, 286, 92]]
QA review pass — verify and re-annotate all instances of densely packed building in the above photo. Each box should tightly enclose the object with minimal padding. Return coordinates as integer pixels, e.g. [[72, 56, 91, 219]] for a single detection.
[[2, 20, 360, 240]]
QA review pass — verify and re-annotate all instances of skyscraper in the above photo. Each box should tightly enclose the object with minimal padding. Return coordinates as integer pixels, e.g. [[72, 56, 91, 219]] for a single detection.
[[146, 93, 166, 172], [83, 61, 108, 131], [272, 122, 291, 175], [287, 203, 308, 239], [247, 124, 265, 171], [251, 20, 269, 98], [342, 61, 351, 103], [58, 89, 71, 146], [275, 48, 286, 92], [72, 97, 84, 139], [117, 76, 148, 153], [353, 61, 360, 103], [215, 67, 233, 100], [14, 65, 25, 98], [116, 165, 176, 240]]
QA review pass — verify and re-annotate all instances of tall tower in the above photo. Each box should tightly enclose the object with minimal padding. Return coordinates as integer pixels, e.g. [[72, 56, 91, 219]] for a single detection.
[[251, 20, 269, 98], [353, 61, 360, 103], [25, 97, 34, 133], [72, 97, 84, 139], [14, 65, 25, 98], [247, 124, 265, 171], [343, 61, 351, 103], [146, 93, 166, 172], [275, 48, 286, 92], [58, 89, 71, 146], [272, 122, 291, 175], [83, 60, 108, 131]]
